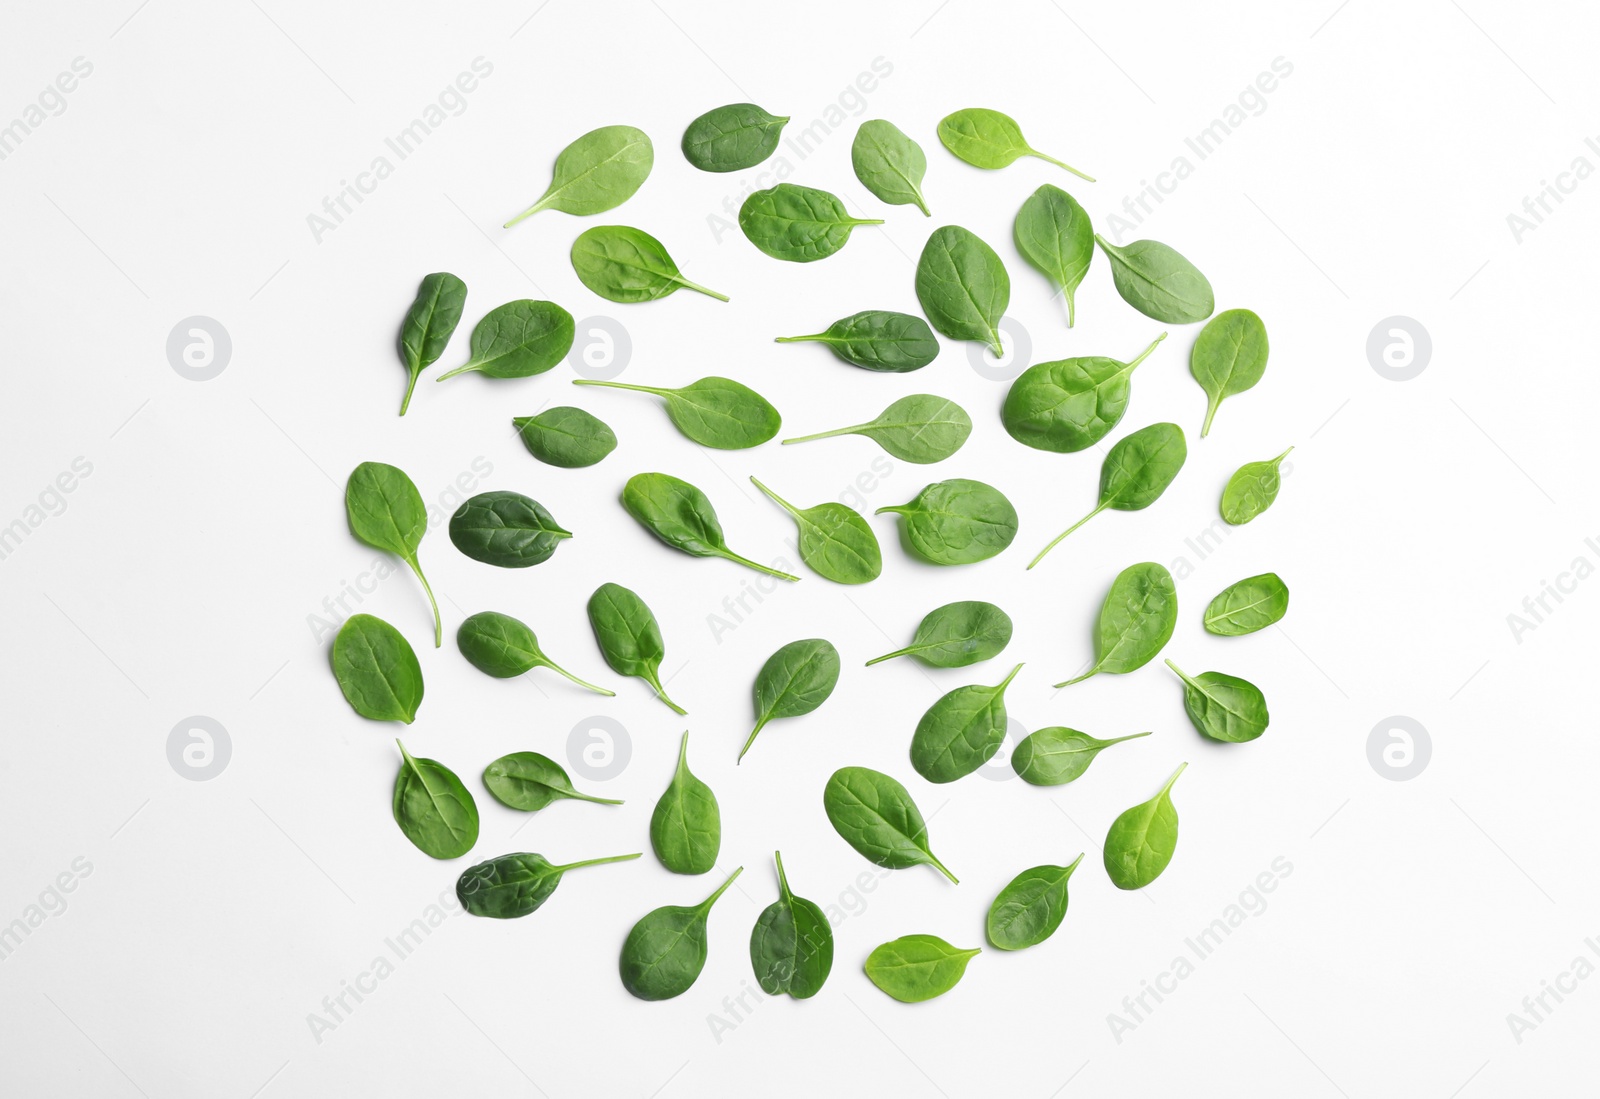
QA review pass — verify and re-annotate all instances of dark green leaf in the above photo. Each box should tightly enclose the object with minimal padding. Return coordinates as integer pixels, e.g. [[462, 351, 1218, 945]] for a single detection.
[[573, 376, 780, 449], [682, 103, 788, 172], [986, 854, 1083, 951], [571, 225, 728, 303], [436, 300, 575, 381], [392, 740, 478, 860], [915, 226, 1009, 357], [1221, 447, 1291, 524], [1093, 233, 1214, 324], [783, 394, 971, 464], [1166, 660, 1270, 742], [1192, 308, 1270, 436], [1058, 562, 1178, 686], [504, 125, 653, 226], [456, 851, 639, 919], [1104, 764, 1186, 889], [449, 490, 571, 568], [397, 272, 467, 415], [822, 766, 957, 882], [1203, 573, 1289, 636], [1011, 728, 1150, 785], [774, 310, 939, 372], [864, 935, 981, 1003], [1013, 185, 1092, 326], [910, 663, 1023, 783], [1029, 423, 1186, 568], [619, 867, 743, 1000], [866, 601, 1012, 668], [345, 461, 440, 646], [622, 472, 799, 581], [482, 751, 624, 811], [456, 611, 613, 695], [741, 639, 840, 762], [513, 407, 617, 468], [750, 851, 833, 998], [877, 478, 1018, 566], [586, 582, 687, 714], [650, 731, 720, 874], [750, 477, 881, 585], [1002, 334, 1166, 453], [739, 183, 881, 262], [937, 107, 1092, 179], [331, 613, 423, 723], [851, 119, 930, 215]]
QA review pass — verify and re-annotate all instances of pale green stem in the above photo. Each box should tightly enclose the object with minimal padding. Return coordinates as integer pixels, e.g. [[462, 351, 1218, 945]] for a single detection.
[[697, 865, 745, 912], [670, 275, 729, 302], [1028, 502, 1108, 569], [1031, 148, 1095, 182], [644, 669, 687, 715], [399, 369, 421, 416], [571, 380, 670, 397], [405, 555, 442, 647], [782, 423, 865, 445], [737, 716, 768, 764], [717, 548, 800, 583], [774, 333, 832, 343], [1201, 398, 1221, 438], [1127, 332, 1168, 370], [1158, 762, 1188, 797], [1271, 446, 1295, 466], [748, 476, 802, 520], [925, 852, 959, 885], [553, 852, 640, 873], [773, 851, 790, 898], [434, 360, 481, 382], [537, 657, 616, 697]]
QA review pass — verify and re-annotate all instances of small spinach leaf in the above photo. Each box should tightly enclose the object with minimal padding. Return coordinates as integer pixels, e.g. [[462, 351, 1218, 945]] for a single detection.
[[435, 300, 575, 382], [783, 394, 971, 464], [915, 225, 1010, 357], [513, 407, 617, 468], [571, 225, 728, 302], [587, 582, 686, 714], [619, 867, 743, 1001], [774, 310, 939, 372], [1166, 660, 1270, 742], [1029, 423, 1187, 568], [750, 851, 833, 999], [573, 376, 780, 449], [1011, 729, 1150, 786], [456, 851, 639, 919], [866, 601, 1012, 668], [482, 751, 623, 811], [623, 473, 799, 581], [1059, 562, 1178, 686], [650, 731, 720, 874], [1093, 234, 1214, 324], [681, 103, 788, 172], [986, 854, 1083, 951], [741, 638, 841, 763], [910, 663, 1023, 784], [876, 478, 1019, 566], [864, 935, 981, 1003], [739, 183, 882, 262], [822, 766, 957, 883], [937, 107, 1093, 180], [398, 272, 466, 414], [1203, 573, 1289, 636], [1013, 185, 1092, 326], [392, 740, 478, 860], [1192, 308, 1270, 436], [345, 461, 441, 646], [852, 119, 930, 215], [1104, 764, 1186, 890], [1002, 334, 1166, 454], [449, 490, 571, 568], [750, 477, 881, 585], [504, 125, 653, 226], [456, 611, 613, 695], [1221, 447, 1291, 524], [331, 613, 423, 723]]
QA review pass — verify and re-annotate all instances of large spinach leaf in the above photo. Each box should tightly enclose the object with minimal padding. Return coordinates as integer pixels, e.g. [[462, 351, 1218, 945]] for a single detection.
[[877, 478, 1018, 566], [783, 394, 971, 464], [749, 852, 833, 998], [571, 226, 728, 302], [1002, 334, 1166, 453], [435, 300, 575, 381], [504, 124, 653, 226], [1029, 423, 1186, 569], [866, 601, 1012, 668], [456, 851, 639, 919], [1094, 234, 1213, 324], [331, 613, 423, 723], [573, 376, 780, 449], [1059, 562, 1177, 686], [822, 767, 956, 882], [915, 226, 1009, 357], [1013, 185, 1092, 326], [397, 272, 466, 414], [937, 107, 1093, 180], [650, 731, 720, 874], [392, 740, 478, 860], [623, 473, 799, 581], [852, 120, 930, 215], [1104, 764, 1186, 889], [682, 104, 788, 172], [910, 663, 1024, 783], [864, 935, 981, 1002], [587, 582, 686, 714], [741, 638, 840, 762], [456, 611, 613, 695], [620, 867, 744, 1001], [739, 183, 882, 262], [345, 461, 441, 646], [775, 310, 939, 372], [750, 477, 880, 585], [449, 490, 570, 568]]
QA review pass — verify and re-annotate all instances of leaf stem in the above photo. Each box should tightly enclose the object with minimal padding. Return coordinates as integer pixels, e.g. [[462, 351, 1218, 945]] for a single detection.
[[717, 548, 801, 583], [568, 790, 625, 806], [1127, 332, 1168, 371], [1032, 149, 1095, 182], [1107, 731, 1155, 746], [995, 662, 1024, 692], [781, 424, 864, 445], [1054, 662, 1100, 688], [773, 333, 829, 343], [863, 647, 910, 667], [503, 192, 553, 228], [849, 218, 887, 227], [1027, 502, 1108, 569], [405, 555, 442, 647], [737, 716, 768, 764], [698, 865, 745, 912], [1201, 399, 1220, 438], [541, 658, 617, 697], [673, 276, 730, 302], [748, 476, 801, 520], [1063, 852, 1086, 875], [571, 380, 669, 396], [1272, 446, 1295, 466], [553, 851, 640, 873], [434, 361, 481, 383], [399, 369, 421, 416], [1164, 658, 1200, 690], [926, 852, 959, 885], [984, 324, 1004, 358], [1159, 762, 1189, 797], [773, 850, 791, 898], [644, 670, 687, 715]]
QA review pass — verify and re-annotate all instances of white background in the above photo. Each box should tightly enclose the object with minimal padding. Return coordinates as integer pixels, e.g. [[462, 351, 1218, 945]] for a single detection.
[[1, 1, 1594, 1095]]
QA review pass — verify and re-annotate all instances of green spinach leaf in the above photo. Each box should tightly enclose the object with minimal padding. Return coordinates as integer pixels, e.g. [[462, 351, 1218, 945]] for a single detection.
[[504, 125, 653, 226], [822, 766, 957, 883], [915, 225, 1010, 357], [456, 611, 613, 695], [1093, 234, 1214, 324], [775, 310, 939, 372], [1191, 308, 1269, 436], [682, 103, 788, 172], [1058, 562, 1178, 686], [622, 473, 799, 581], [1104, 764, 1186, 890], [852, 119, 930, 215], [650, 731, 720, 874], [513, 407, 617, 468], [587, 582, 686, 714], [449, 490, 571, 568], [749, 851, 833, 999], [573, 376, 780, 449], [1203, 573, 1289, 636], [1166, 660, 1270, 742], [986, 854, 1083, 951], [1029, 423, 1187, 569], [877, 478, 1019, 566], [864, 935, 981, 1003], [398, 272, 466, 415], [1220, 447, 1291, 524], [482, 751, 623, 811], [1002, 334, 1166, 453], [910, 663, 1023, 784], [865, 601, 1012, 668], [783, 394, 971, 464], [331, 613, 423, 723], [456, 851, 639, 919], [619, 867, 743, 1001], [345, 461, 441, 646], [937, 107, 1093, 180], [571, 225, 728, 302], [741, 638, 840, 763], [1011, 728, 1149, 786], [739, 183, 882, 262], [392, 740, 478, 860], [435, 300, 575, 382], [750, 477, 880, 585], [1013, 185, 1092, 326]]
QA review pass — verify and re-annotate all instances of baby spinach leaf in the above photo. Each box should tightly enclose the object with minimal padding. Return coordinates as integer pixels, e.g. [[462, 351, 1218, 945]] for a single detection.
[[681, 103, 788, 172], [513, 407, 617, 468], [749, 851, 833, 999], [456, 851, 639, 919], [738, 183, 882, 262], [449, 490, 571, 568], [435, 300, 575, 382], [1028, 423, 1187, 569], [1059, 562, 1178, 687], [1203, 573, 1289, 637], [504, 124, 653, 226], [986, 854, 1083, 951], [482, 751, 623, 811], [750, 477, 881, 585], [822, 766, 957, 883], [864, 935, 981, 1003], [345, 461, 441, 646], [572, 376, 780, 449], [1002, 334, 1166, 454], [866, 601, 1012, 668], [774, 310, 940, 372], [852, 119, 930, 215], [1104, 763, 1186, 890], [331, 613, 423, 723], [622, 473, 800, 581], [1191, 308, 1269, 436], [783, 394, 971, 464], [456, 611, 614, 696], [587, 582, 686, 714], [619, 866, 743, 1001], [1011, 729, 1150, 786], [650, 731, 720, 874], [877, 478, 1019, 566], [910, 663, 1023, 784], [937, 107, 1093, 180], [1221, 447, 1291, 524], [1166, 660, 1270, 743], [571, 225, 728, 303], [741, 638, 840, 763], [1013, 185, 1092, 326], [392, 740, 478, 860], [398, 272, 466, 415], [1093, 234, 1214, 324], [915, 225, 1010, 357]]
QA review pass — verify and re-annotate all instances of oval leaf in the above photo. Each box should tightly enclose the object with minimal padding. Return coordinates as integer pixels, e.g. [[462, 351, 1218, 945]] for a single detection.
[[749, 852, 834, 999], [915, 225, 1009, 357], [1104, 764, 1186, 889], [775, 310, 939, 372], [513, 407, 617, 468], [739, 183, 882, 262], [449, 490, 571, 568], [1094, 233, 1214, 324], [682, 103, 788, 172], [876, 478, 1018, 566], [822, 767, 956, 882], [784, 394, 971, 464], [864, 934, 981, 1003], [1221, 447, 1291, 524], [910, 664, 1023, 783], [1002, 334, 1165, 454], [866, 601, 1012, 668], [1059, 562, 1178, 686], [649, 731, 720, 874], [392, 741, 478, 860], [852, 119, 930, 215], [574, 376, 780, 449], [1202, 573, 1289, 636], [436, 300, 575, 381], [571, 225, 728, 303], [505, 125, 653, 225], [619, 867, 742, 1000], [331, 613, 423, 723], [741, 638, 841, 762], [986, 855, 1083, 951]]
